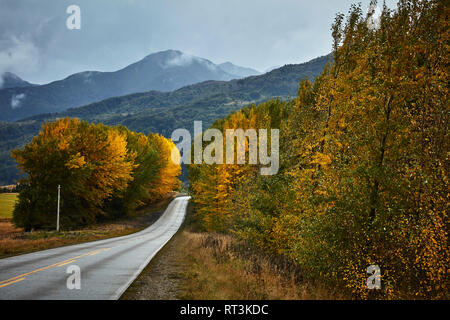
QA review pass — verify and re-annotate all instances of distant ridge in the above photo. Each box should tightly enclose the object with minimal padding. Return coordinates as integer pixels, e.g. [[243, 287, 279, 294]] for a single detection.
[[218, 62, 261, 78], [0, 50, 254, 122]]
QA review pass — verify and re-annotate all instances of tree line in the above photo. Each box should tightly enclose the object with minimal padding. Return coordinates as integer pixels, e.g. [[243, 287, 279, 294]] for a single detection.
[[188, 0, 448, 299], [12, 117, 181, 230]]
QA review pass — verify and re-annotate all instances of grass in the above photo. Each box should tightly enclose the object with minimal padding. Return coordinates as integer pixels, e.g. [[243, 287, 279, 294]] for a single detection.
[[0, 193, 18, 218], [176, 231, 339, 300], [175, 202, 341, 300], [0, 221, 141, 259], [0, 193, 177, 259]]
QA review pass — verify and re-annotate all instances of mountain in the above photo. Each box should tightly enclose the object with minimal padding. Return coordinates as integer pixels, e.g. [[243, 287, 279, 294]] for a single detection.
[[0, 54, 331, 185], [218, 62, 261, 78], [0, 50, 242, 122], [264, 65, 282, 73], [0, 72, 35, 89]]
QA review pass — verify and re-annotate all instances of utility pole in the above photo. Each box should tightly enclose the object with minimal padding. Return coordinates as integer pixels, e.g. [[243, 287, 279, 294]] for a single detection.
[[57, 185, 61, 232]]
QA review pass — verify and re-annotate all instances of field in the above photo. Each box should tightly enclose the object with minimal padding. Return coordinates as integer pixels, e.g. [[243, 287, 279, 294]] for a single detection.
[[0, 193, 18, 218]]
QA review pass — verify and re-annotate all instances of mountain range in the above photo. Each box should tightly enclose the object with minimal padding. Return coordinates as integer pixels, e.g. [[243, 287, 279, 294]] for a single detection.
[[0, 72, 36, 89], [0, 50, 260, 122], [0, 53, 331, 185]]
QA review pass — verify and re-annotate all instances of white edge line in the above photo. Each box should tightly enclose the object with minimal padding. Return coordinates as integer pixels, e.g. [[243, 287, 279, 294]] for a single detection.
[[109, 197, 189, 300]]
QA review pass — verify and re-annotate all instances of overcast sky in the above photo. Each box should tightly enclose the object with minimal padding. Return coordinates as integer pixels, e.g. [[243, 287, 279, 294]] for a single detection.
[[0, 0, 398, 84]]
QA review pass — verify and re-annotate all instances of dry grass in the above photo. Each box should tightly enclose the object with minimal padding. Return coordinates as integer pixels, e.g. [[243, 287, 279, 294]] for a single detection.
[[0, 193, 177, 259], [177, 231, 339, 300], [0, 218, 140, 258]]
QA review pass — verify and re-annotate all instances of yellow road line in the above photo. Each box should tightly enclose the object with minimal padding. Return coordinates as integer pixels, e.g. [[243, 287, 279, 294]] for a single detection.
[[57, 260, 77, 267], [0, 248, 110, 287], [0, 277, 26, 288]]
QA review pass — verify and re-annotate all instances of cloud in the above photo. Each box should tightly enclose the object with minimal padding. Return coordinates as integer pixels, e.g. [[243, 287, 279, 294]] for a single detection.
[[78, 71, 98, 84], [165, 52, 196, 67], [0, 36, 40, 80], [165, 51, 218, 71], [11, 93, 26, 109]]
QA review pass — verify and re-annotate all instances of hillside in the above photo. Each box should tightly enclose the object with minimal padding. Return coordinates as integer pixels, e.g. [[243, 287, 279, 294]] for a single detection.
[[44, 54, 329, 134], [218, 62, 261, 78], [0, 72, 36, 89], [0, 54, 331, 185], [0, 50, 244, 122]]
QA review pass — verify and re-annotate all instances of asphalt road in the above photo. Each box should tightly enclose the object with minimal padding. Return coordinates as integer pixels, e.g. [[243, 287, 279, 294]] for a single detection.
[[0, 196, 189, 300]]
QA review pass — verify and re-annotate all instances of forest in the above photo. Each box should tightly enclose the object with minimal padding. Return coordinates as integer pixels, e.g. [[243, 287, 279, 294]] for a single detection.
[[188, 0, 449, 299]]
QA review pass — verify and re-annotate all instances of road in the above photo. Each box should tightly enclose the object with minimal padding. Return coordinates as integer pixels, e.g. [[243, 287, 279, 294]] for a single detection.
[[0, 196, 189, 300]]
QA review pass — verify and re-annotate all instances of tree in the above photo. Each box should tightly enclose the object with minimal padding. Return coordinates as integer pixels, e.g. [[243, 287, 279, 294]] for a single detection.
[[11, 117, 181, 230]]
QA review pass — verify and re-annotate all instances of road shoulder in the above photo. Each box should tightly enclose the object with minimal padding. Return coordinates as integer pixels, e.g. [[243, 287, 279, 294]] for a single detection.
[[0, 193, 177, 259]]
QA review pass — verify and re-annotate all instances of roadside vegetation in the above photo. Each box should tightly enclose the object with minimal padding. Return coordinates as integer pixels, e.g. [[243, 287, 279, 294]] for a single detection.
[[189, 0, 448, 299], [177, 231, 337, 300], [124, 203, 337, 300]]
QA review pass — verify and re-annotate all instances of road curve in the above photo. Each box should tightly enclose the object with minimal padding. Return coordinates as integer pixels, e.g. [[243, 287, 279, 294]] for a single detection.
[[0, 196, 190, 300]]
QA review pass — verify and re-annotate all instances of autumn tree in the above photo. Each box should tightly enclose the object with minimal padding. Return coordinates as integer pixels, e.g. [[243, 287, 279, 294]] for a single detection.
[[12, 118, 181, 230], [147, 133, 182, 199], [12, 118, 134, 229]]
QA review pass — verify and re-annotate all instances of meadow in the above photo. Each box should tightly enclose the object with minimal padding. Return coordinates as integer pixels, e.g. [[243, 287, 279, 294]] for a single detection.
[[0, 193, 17, 219]]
